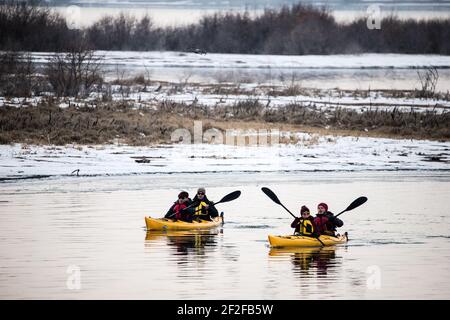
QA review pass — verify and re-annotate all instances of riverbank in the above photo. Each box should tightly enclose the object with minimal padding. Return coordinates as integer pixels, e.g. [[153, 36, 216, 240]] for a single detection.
[[1, 88, 449, 146], [1, 133, 449, 181]]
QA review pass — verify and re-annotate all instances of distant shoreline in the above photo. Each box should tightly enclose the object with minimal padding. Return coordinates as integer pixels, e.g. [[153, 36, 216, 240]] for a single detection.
[[2, 2, 450, 54]]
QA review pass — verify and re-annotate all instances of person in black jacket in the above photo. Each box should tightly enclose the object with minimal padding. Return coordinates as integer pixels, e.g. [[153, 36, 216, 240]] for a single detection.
[[191, 187, 219, 221], [291, 205, 320, 237], [317, 202, 344, 236]]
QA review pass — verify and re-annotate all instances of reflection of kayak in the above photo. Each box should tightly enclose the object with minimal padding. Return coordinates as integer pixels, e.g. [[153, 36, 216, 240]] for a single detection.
[[269, 246, 339, 273], [269, 246, 337, 256], [145, 229, 220, 241], [268, 233, 348, 248], [145, 216, 224, 231], [145, 229, 220, 253]]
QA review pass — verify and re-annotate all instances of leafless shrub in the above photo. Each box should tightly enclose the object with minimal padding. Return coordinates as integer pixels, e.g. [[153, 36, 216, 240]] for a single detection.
[[0, 98, 183, 145], [141, 64, 153, 91], [227, 100, 264, 119], [277, 72, 304, 95], [417, 67, 439, 98], [45, 42, 103, 98], [1, 95, 449, 145], [0, 51, 37, 97], [179, 69, 194, 86]]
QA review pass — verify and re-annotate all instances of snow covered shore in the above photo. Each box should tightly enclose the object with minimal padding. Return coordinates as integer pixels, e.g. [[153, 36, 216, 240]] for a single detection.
[[1, 133, 449, 181], [1, 83, 449, 114]]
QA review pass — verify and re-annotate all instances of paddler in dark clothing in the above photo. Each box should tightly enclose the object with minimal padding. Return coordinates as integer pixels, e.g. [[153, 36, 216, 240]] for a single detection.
[[291, 205, 319, 237], [164, 191, 193, 221], [191, 187, 219, 221], [316, 202, 344, 236]]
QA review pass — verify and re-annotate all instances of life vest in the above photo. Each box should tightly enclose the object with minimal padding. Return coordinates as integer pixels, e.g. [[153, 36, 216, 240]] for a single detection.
[[299, 218, 314, 236], [315, 215, 328, 233], [194, 201, 208, 216], [173, 202, 187, 213]]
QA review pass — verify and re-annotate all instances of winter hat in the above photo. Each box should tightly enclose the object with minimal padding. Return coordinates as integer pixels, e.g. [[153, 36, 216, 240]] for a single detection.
[[300, 205, 310, 215], [178, 191, 189, 199], [318, 202, 328, 211], [197, 187, 206, 194]]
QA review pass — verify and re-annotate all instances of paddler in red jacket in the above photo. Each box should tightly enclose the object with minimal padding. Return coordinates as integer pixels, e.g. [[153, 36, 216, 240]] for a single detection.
[[314, 202, 330, 235], [164, 191, 193, 221], [315, 202, 344, 236]]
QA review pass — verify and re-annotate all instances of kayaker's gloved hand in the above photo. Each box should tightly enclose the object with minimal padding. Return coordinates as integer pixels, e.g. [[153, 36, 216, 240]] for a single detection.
[[332, 216, 344, 227]]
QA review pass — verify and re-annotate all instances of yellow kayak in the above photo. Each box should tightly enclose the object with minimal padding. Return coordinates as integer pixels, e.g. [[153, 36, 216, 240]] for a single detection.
[[268, 233, 348, 248], [145, 216, 224, 231]]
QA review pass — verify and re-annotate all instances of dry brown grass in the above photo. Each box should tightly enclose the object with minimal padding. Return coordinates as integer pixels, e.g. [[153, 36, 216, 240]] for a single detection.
[[1, 98, 449, 145], [0, 100, 189, 145]]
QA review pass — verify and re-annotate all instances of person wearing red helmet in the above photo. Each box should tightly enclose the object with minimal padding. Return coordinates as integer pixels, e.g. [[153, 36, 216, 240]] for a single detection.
[[315, 202, 344, 236]]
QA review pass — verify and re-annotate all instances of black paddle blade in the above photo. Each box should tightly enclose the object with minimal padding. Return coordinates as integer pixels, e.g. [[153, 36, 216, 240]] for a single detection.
[[217, 190, 241, 204], [345, 196, 368, 211], [262, 187, 296, 218], [335, 196, 368, 217], [261, 187, 281, 205]]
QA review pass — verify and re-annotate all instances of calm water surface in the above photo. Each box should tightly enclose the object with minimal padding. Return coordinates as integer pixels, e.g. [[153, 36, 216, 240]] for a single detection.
[[1, 172, 450, 299]]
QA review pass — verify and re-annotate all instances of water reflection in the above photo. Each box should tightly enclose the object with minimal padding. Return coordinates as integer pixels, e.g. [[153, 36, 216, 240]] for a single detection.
[[145, 229, 221, 256], [269, 246, 344, 278]]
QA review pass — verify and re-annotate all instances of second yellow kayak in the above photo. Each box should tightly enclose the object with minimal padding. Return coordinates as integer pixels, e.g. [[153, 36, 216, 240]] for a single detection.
[[268, 233, 348, 248], [145, 216, 224, 231]]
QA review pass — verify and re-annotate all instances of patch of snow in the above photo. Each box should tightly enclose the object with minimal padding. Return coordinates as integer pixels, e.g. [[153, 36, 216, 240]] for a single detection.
[[1, 134, 449, 180]]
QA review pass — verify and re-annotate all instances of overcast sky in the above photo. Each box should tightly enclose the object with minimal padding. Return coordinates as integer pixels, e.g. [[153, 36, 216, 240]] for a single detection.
[[44, 0, 450, 9]]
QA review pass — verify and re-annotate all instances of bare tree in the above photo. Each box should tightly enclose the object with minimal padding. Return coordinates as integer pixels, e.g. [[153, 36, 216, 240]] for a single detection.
[[45, 42, 103, 97], [133, 14, 154, 50]]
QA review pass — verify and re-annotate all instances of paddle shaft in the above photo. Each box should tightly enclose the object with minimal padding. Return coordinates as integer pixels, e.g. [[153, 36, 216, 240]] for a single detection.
[[281, 203, 296, 219], [315, 235, 325, 246], [293, 221, 325, 246], [334, 210, 346, 218]]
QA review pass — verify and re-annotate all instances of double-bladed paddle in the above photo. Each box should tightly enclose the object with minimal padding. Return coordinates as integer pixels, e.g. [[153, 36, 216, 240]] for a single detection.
[[261, 187, 325, 246]]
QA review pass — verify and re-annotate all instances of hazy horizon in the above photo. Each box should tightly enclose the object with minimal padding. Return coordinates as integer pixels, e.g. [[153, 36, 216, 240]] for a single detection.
[[43, 0, 450, 11]]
